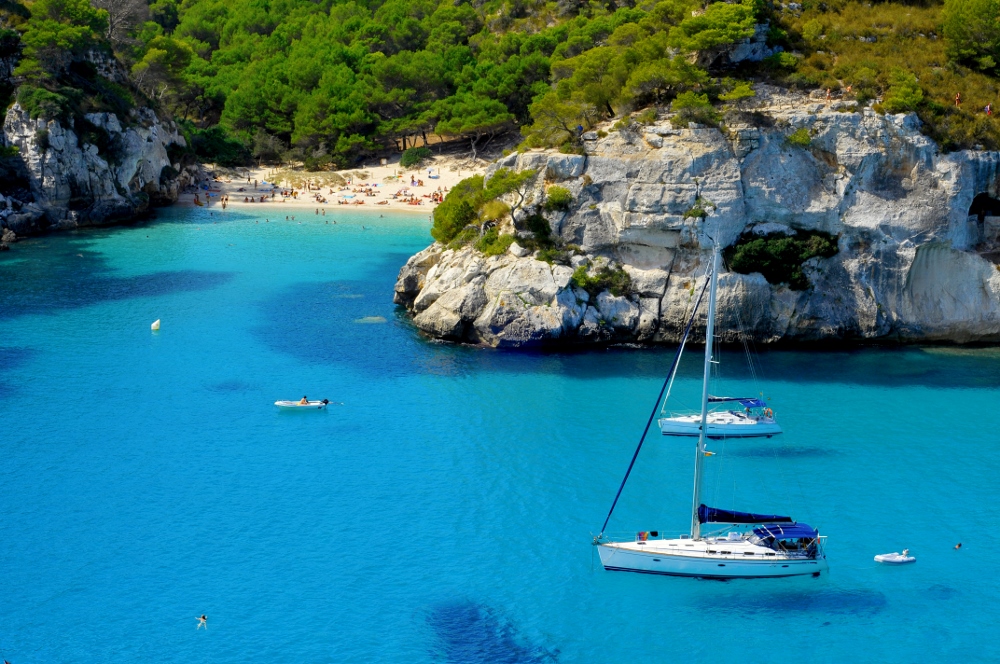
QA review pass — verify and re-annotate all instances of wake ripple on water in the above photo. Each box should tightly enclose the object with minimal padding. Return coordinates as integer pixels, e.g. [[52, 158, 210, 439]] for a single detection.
[[427, 600, 558, 664]]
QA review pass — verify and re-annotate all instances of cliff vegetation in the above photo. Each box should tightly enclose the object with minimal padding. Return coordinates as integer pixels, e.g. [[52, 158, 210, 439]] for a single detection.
[[3, 0, 999, 167]]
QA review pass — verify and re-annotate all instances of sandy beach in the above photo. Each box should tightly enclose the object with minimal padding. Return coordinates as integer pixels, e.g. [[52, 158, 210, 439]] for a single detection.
[[183, 154, 486, 214]]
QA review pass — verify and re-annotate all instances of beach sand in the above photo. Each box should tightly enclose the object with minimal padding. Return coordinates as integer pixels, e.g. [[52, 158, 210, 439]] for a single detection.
[[183, 154, 486, 214]]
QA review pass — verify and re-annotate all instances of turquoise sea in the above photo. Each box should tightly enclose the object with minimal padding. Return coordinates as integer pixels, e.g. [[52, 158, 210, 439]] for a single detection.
[[1, 205, 998, 662]]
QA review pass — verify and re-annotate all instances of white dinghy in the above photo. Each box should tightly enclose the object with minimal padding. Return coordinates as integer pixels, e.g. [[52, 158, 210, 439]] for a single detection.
[[275, 399, 329, 410], [874, 550, 916, 565]]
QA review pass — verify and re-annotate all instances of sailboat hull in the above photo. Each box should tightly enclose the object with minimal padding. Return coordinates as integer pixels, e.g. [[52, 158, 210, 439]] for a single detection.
[[597, 540, 827, 579], [659, 415, 782, 438]]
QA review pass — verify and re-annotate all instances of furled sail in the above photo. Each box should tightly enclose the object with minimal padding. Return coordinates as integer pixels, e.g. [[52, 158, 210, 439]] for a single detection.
[[707, 397, 768, 408], [697, 504, 794, 524]]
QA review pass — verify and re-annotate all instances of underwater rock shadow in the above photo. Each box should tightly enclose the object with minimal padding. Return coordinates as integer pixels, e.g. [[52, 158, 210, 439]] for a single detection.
[[205, 379, 256, 393], [0, 346, 35, 400], [426, 600, 557, 664], [0, 237, 234, 321], [251, 250, 462, 378], [696, 588, 887, 617], [724, 446, 840, 459]]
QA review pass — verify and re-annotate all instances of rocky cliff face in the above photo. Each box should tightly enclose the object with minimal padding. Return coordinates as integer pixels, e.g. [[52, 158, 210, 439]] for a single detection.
[[0, 102, 193, 243], [395, 87, 1000, 346]]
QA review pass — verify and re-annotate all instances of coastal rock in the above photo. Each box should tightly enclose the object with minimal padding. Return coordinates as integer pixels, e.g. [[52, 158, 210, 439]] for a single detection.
[[394, 244, 445, 307], [508, 241, 530, 257], [397, 89, 1000, 346], [0, 103, 187, 236]]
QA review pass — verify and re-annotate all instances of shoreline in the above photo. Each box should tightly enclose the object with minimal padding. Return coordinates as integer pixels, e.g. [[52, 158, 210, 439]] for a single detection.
[[183, 155, 486, 216]]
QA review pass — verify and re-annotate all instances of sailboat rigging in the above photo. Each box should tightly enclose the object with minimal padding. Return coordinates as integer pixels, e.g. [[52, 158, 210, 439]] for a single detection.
[[657, 272, 781, 439], [594, 246, 827, 579]]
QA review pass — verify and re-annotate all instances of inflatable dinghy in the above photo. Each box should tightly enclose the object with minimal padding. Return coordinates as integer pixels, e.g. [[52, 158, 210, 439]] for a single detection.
[[874, 551, 916, 565]]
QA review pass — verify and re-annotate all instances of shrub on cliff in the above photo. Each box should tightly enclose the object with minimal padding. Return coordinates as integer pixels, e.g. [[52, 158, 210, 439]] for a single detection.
[[880, 69, 924, 114], [474, 227, 515, 256], [543, 186, 573, 212], [431, 175, 484, 243], [785, 128, 812, 148], [571, 264, 632, 297], [670, 92, 720, 128], [726, 230, 839, 290]]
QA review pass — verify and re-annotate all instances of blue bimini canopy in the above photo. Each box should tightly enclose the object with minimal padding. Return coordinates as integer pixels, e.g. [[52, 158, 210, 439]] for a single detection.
[[753, 523, 819, 540], [707, 397, 768, 409], [698, 504, 794, 524]]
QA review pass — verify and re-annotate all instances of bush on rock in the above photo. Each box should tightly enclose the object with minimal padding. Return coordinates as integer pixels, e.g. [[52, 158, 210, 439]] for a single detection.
[[726, 230, 839, 290]]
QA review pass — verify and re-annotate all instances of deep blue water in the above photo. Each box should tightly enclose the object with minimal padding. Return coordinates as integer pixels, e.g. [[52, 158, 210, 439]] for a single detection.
[[1, 205, 998, 662]]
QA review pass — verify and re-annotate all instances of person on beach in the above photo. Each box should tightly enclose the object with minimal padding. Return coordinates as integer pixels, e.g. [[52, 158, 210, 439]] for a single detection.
[[197, 615, 208, 629]]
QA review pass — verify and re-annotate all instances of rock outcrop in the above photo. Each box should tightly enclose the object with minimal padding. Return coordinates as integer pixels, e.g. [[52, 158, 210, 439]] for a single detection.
[[0, 103, 193, 237], [396, 88, 1000, 346]]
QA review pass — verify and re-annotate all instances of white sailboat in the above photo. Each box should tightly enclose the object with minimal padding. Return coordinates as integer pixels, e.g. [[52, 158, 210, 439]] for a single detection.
[[657, 271, 781, 439], [658, 404, 782, 438], [594, 247, 827, 579]]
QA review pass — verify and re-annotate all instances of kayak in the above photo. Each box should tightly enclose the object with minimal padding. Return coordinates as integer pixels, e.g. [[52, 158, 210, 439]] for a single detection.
[[874, 552, 916, 565], [275, 400, 329, 410]]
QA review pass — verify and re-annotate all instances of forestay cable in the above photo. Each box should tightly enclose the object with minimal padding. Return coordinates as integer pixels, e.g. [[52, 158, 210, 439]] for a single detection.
[[597, 273, 712, 538]]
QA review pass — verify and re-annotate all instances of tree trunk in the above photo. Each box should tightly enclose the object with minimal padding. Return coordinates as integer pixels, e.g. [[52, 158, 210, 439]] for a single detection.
[[421, 130, 428, 147]]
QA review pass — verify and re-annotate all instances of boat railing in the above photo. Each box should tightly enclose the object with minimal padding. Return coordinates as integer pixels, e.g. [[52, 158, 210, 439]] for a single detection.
[[599, 530, 689, 543]]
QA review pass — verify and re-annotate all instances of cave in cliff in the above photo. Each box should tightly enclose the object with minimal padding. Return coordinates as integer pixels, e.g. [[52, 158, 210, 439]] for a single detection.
[[970, 193, 1000, 256], [969, 193, 1000, 222]]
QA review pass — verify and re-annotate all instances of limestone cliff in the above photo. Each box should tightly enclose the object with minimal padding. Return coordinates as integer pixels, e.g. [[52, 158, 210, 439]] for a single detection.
[[395, 87, 1000, 346], [0, 102, 192, 243]]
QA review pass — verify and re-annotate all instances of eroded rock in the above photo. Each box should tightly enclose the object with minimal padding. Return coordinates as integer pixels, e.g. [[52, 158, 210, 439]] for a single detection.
[[396, 89, 1000, 346]]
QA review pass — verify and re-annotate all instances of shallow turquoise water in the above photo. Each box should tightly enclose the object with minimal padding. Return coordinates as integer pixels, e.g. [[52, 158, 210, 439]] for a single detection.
[[1, 206, 998, 662]]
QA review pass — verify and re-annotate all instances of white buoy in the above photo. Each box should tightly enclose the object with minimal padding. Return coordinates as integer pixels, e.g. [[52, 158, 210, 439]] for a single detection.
[[151, 319, 160, 331]]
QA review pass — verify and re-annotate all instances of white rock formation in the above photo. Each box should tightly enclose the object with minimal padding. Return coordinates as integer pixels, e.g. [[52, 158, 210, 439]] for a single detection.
[[396, 88, 1000, 345], [0, 103, 190, 236]]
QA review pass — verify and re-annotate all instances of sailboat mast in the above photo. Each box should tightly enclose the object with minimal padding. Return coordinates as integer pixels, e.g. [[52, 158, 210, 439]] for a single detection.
[[690, 246, 720, 540]]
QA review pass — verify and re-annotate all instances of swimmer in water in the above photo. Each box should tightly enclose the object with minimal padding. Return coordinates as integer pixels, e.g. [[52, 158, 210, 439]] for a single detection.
[[955, 542, 962, 549], [197, 615, 208, 629]]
